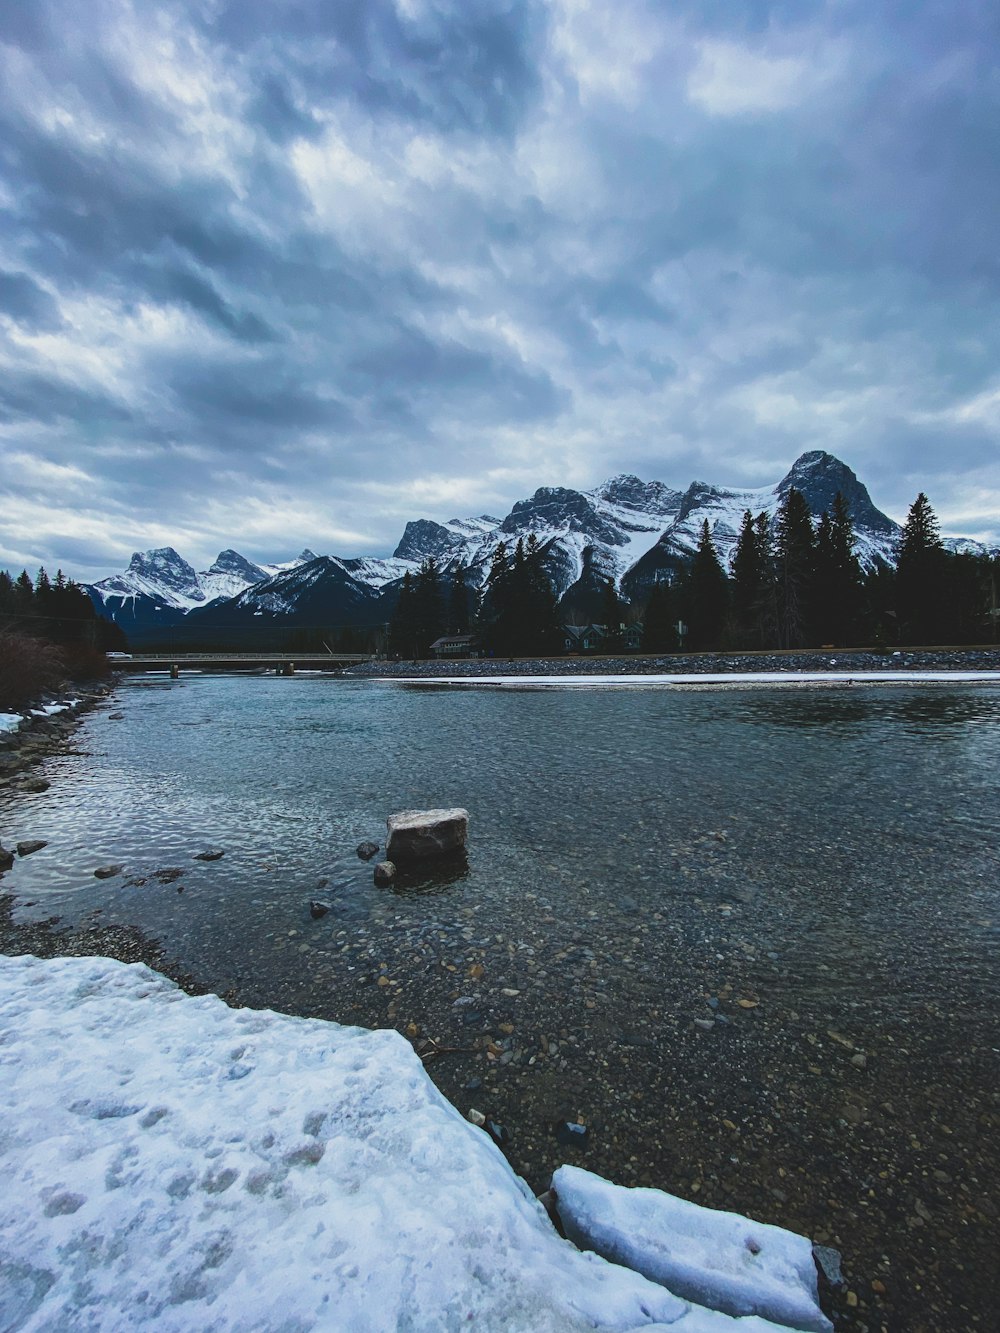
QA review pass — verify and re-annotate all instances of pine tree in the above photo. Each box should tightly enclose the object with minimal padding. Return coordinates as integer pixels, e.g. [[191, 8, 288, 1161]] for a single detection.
[[522, 534, 560, 655], [774, 488, 816, 648], [449, 562, 472, 634], [681, 521, 729, 651], [813, 493, 863, 645], [412, 558, 445, 656], [641, 580, 679, 652], [14, 570, 34, 612], [481, 542, 512, 653], [388, 571, 419, 658], [731, 510, 767, 647], [599, 578, 625, 652], [896, 493, 947, 644]]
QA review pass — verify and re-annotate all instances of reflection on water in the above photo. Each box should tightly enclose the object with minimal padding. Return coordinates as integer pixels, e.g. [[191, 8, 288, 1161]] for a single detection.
[[740, 684, 1000, 734]]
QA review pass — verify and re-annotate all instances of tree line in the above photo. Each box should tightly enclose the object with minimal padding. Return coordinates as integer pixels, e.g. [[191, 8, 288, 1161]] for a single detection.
[[389, 535, 562, 658], [0, 568, 126, 710], [388, 490, 998, 658], [642, 489, 998, 652]]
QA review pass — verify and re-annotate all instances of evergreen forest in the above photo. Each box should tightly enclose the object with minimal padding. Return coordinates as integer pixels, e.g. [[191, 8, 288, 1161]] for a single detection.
[[0, 568, 125, 709], [389, 490, 999, 658]]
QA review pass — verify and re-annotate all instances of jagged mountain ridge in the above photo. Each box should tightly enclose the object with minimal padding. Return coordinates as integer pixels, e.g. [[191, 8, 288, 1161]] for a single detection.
[[84, 452, 997, 644], [87, 547, 318, 640]]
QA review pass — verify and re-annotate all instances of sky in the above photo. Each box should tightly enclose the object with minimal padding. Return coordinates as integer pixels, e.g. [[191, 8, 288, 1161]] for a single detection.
[[2, 0, 999, 581]]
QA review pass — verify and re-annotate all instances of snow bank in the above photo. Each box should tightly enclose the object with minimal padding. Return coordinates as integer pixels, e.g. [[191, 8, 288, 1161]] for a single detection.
[[0, 711, 22, 733], [392, 670, 1000, 689], [0, 956, 813, 1333], [552, 1166, 830, 1333]]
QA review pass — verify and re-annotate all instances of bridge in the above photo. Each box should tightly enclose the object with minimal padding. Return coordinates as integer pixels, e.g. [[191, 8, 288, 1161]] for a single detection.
[[113, 652, 372, 676]]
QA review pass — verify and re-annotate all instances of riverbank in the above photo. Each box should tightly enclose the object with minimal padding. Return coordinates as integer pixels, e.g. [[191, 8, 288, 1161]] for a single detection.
[[348, 646, 1000, 680], [0, 681, 114, 786]]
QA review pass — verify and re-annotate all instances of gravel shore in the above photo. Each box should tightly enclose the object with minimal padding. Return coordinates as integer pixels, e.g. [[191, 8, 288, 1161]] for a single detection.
[[348, 645, 1000, 680]]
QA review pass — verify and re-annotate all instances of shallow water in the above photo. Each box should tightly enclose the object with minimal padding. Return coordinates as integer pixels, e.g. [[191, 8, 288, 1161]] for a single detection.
[[3, 674, 999, 1330]]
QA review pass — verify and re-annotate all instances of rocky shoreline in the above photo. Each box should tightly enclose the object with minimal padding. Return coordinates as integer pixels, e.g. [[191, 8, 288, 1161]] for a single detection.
[[347, 645, 1000, 680]]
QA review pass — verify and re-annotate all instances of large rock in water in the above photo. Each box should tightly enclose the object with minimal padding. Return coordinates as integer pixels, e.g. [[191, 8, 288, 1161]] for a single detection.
[[386, 808, 469, 863]]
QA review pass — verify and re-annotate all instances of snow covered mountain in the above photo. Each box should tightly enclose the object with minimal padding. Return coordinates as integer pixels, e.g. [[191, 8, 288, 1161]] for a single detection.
[[621, 450, 902, 598], [185, 555, 382, 639], [87, 547, 316, 640], [84, 452, 997, 644]]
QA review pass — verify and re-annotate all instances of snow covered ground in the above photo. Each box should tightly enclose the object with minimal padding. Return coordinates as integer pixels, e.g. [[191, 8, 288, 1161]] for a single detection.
[[552, 1167, 830, 1333], [390, 670, 1000, 690], [0, 955, 827, 1333], [0, 699, 80, 734]]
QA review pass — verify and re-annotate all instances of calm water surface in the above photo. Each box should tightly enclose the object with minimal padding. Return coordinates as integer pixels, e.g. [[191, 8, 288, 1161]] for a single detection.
[[2, 675, 999, 1331]]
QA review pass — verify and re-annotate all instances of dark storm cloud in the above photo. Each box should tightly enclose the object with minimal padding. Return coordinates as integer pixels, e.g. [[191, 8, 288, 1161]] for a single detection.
[[170, 357, 355, 433], [202, 0, 545, 138], [1, 0, 998, 579], [348, 324, 566, 421], [0, 269, 62, 330], [0, 368, 131, 427]]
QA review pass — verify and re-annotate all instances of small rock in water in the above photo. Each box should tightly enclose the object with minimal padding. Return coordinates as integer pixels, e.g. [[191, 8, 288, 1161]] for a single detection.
[[108, 712, 125, 721], [813, 1244, 845, 1287], [0, 845, 15, 872], [373, 860, 396, 887], [153, 868, 184, 884], [851, 1052, 868, 1069], [309, 900, 331, 919], [21, 778, 50, 793], [16, 840, 47, 857], [555, 1121, 590, 1147], [356, 841, 380, 861], [94, 865, 123, 879], [194, 849, 224, 862]]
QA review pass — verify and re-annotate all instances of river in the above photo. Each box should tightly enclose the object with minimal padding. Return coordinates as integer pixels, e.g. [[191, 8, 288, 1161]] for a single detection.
[[2, 673, 998, 1331]]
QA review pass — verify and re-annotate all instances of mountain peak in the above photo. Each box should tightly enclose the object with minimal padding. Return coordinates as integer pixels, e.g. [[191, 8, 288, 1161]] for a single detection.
[[207, 549, 266, 580], [126, 547, 202, 599], [777, 452, 897, 535]]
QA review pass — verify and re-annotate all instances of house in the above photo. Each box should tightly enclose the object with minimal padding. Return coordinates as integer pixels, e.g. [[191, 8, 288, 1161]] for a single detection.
[[562, 624, 606, 653], [562, 623, 644, 653], [429, 633, 479, 659]]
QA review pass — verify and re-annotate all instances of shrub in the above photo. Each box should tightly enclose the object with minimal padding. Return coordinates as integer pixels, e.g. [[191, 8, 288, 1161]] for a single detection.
[[0, 632, 66, 711]]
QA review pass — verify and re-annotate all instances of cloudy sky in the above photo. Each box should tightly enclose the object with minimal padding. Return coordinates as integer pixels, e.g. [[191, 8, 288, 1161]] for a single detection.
[[2, 0, 999, 580]]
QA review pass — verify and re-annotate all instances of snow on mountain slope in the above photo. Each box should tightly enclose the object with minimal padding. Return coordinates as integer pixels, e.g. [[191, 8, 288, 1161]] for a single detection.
[[89, 547, 207, 611], [198, 549, 269, 603], [622, 452, 904, 597], [261, 548, 318, 577], [89, 548, 314, 613]]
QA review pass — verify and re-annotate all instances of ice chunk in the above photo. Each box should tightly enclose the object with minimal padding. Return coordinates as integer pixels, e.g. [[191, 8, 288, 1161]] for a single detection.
[[553, 1165, 831, 1333], [0, 955, 803, 1332]]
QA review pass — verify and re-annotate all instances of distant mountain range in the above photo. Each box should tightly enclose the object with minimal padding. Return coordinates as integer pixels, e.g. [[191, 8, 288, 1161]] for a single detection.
[[85, 451, 997, 645]]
